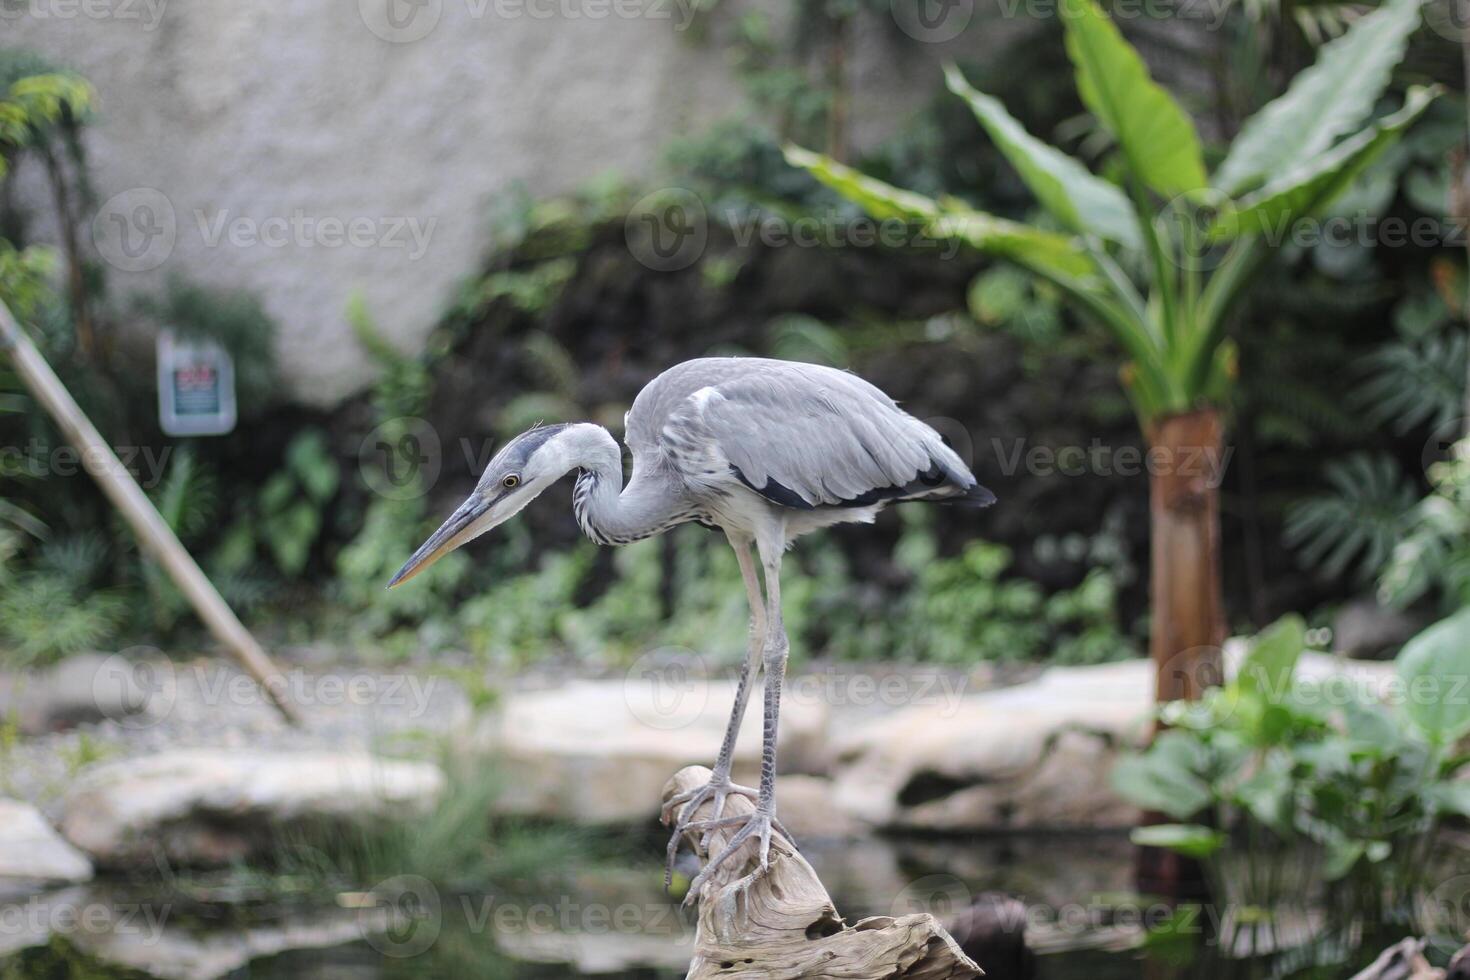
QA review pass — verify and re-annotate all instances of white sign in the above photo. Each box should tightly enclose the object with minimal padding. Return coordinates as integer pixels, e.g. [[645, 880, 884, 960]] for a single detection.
[[157, 331, 236, 436]]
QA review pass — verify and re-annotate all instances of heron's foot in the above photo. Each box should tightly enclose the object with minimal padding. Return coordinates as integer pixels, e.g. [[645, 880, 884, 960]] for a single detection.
[[661, 771, 757, 888], [681, 806, 794, 908]]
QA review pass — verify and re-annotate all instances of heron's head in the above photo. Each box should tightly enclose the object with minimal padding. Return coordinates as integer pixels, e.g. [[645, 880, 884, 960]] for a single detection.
[[387, 423, 576, 588]]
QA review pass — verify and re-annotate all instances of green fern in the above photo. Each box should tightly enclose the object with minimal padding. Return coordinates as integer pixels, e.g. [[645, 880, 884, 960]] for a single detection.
[[1286, 452, 1419, 584], [0, 573, 124, 665], [1354, 332, 1467, 436]]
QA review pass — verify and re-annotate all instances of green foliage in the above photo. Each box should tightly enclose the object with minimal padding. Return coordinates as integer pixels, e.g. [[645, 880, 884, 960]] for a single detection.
[[1115, 612, 1470, 947], [136, 277, 281, 409], [0, 566, 124, 666], [1381, 440, 1470, 611], [254, 430, 339, 577], [786, 0, 1435, 428], [0, 57, 93, 180], [1285, 453, 1418, 584]]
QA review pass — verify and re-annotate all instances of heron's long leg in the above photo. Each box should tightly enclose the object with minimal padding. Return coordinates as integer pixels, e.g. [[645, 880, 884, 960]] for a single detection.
[[662, 532, 765, 885], [683, 530, 793, 903]]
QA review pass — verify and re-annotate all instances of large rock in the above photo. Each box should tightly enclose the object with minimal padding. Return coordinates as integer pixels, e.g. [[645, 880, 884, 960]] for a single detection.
[[832, 661, 1154, 832], [0, 653, 158, 735], [478, 678, 827, 824], [59, 750, 445, 866], [830, 652, 1400, 833], [0, 799, 93, 895]]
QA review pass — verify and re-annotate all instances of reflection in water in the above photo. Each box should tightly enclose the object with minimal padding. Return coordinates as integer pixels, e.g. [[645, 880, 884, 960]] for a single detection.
[[6, 831, 1467, 979]]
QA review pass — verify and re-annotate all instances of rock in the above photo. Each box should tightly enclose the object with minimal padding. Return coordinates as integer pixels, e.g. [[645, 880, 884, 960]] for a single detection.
[[773, 775, 862, 840], [15, 885, 384, 980], [59, 750, 445, 867], [477, 678, 827, 825], [831, 660, 1154, 832], [0, 653, 158, 735], [0, 799, 93, 894], [831, 652, 1403, 833], [1333, 597, 1427, 660]]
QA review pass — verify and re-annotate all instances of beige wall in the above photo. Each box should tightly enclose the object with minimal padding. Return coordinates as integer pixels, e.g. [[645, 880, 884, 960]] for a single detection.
[[5, 0, 1030, 404]]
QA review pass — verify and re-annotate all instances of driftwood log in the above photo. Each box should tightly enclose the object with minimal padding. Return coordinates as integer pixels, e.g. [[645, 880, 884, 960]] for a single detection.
[[662, 766, 983, 979]]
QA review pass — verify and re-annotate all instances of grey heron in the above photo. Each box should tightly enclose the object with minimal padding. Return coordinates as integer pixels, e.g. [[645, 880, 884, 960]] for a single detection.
[[388, 356, 994, 899]]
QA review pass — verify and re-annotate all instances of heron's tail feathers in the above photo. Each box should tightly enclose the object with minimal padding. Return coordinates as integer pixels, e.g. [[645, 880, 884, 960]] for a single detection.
[[949, 482, 997, 507]]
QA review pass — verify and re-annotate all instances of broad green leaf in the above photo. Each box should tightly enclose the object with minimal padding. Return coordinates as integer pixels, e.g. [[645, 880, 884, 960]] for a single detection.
[[1398, 606, 1470, 742], [1058, 0, 1207, 197], [783, 144, 1098, 279], [1236, 762, 1294, 837], [1235, 614, 1305, 703], [930, 206, 1097, 279], [1111, 731, 1213, 818], [1426, 781, 1470, 818], [1212, 0, 1424, 196], [1130, 824, 1227, 859], [783, 144, 940, 222], [1211, 87, 1440, 241], [943, 63, 1141, 251]]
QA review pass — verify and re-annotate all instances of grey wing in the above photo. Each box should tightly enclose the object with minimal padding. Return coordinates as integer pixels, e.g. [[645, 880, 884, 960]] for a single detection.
[[660, 362, 992, 509]]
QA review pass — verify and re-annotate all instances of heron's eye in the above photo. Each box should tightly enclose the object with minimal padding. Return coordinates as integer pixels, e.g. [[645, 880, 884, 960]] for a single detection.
[[502, 475, 520, 489]]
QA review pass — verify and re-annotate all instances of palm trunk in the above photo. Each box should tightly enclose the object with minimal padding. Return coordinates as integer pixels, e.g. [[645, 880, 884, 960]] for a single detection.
[[1137, 406, 1227, 900], [1146, 407, 1227, 702]]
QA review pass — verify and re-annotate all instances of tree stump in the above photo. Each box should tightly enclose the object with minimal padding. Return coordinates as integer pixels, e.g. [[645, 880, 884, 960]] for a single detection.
[[662, 766, 983, 979]]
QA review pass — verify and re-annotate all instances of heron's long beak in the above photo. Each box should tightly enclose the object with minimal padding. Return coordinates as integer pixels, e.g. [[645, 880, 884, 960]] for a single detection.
[[387, 494, 491, 589]]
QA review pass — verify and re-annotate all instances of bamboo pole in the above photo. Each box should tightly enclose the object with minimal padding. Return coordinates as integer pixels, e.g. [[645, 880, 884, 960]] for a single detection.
[[0, 298, 300, 725]]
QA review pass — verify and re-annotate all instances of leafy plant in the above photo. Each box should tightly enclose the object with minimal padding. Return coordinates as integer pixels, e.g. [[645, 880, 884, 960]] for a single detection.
[[1285, 452, 1418, 584], [785, 0, 1434, 705], [256, 430, 340, 577], [1380, 438, 1470, 611], [1114, 610, 1470, 957]]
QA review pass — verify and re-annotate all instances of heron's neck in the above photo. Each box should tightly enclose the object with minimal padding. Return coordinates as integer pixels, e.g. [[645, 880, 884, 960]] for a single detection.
[[559, 424, 685, 546]]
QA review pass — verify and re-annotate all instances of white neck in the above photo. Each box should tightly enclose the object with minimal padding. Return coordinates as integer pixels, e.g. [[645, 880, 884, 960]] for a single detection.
[[552, 424, 691, 545]]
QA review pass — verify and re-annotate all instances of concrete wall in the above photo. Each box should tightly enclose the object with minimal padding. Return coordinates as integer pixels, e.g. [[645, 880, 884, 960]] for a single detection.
[[4, 0, 1033, 404]]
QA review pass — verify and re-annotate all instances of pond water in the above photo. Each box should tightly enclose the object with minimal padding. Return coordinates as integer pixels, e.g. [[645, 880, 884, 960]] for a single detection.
[[0, 831, 1448, 979]]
